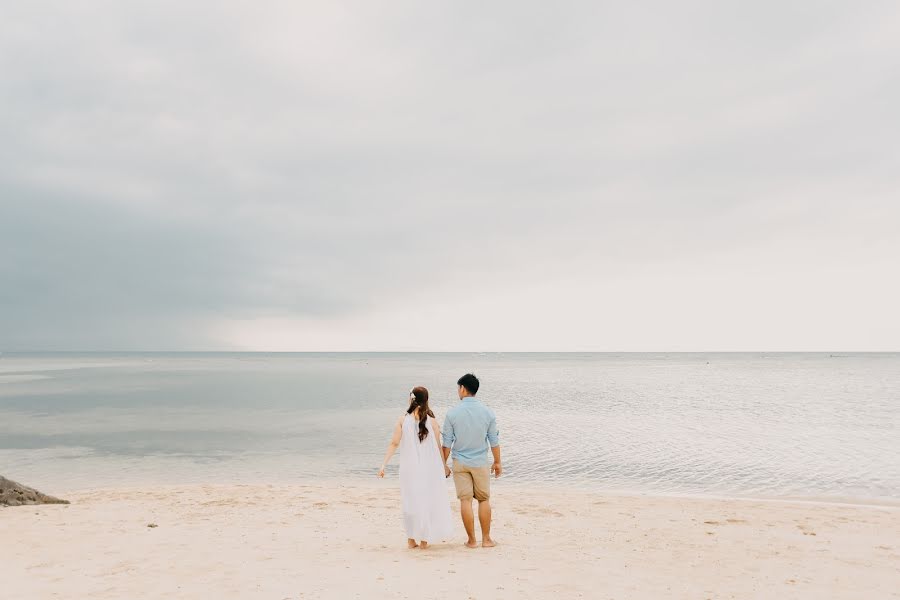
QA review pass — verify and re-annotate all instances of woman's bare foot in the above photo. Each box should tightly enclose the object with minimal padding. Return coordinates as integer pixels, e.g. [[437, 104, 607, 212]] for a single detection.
[[482, 538, 497, 548], [464, 539, 478, 549], [419, 541, 429, 549], [407, 539, 419, 549]]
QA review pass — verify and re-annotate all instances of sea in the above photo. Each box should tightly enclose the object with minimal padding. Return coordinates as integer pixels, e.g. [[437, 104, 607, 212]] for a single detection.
[[1, 352, 897, 503]]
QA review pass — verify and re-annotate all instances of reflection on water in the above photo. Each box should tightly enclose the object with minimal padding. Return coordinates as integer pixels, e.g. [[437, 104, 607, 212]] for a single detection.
[[1, 352, 898, 501]]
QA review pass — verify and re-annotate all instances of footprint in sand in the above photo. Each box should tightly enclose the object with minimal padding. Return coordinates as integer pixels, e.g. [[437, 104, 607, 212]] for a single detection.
[[704, 518, 746, 526], [313, 502, 328, 509]]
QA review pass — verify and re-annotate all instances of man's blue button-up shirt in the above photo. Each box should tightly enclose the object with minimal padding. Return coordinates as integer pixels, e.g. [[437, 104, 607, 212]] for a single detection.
[[441, 397, 499, 467]]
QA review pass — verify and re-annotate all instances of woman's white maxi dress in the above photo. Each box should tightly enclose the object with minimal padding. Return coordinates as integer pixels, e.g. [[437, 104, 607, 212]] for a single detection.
[[398, 414, 454, 541]]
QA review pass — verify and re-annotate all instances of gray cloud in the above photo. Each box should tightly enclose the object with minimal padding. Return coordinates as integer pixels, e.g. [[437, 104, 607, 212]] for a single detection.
[[2, 1, 899, 350]]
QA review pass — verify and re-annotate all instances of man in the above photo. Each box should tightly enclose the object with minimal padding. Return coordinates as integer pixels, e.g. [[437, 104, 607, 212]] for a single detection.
[[441, 373, 501, 548]]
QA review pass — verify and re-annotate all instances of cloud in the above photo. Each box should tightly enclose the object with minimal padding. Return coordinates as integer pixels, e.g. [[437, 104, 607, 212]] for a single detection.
[[2, 1, 899, 350]]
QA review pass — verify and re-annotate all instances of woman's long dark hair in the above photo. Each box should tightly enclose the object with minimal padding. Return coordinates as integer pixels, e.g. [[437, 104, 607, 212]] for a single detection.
[[407, 386, 434, 442]]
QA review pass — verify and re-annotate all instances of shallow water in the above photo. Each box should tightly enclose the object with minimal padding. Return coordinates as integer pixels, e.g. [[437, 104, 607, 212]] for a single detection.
[[1, 352, 898, 501]]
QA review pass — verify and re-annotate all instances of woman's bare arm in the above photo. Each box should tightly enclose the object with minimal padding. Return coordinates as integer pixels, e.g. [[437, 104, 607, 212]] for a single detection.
[[377, 416, 404, 477]]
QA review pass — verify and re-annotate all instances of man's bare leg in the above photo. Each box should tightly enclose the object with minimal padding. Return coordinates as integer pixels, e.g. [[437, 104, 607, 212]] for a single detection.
[[479, 500, 496, 547], [407, 538, 418, 549], [460, 499, 478, 548]]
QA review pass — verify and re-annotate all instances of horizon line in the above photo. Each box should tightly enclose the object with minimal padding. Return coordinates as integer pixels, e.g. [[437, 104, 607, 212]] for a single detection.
[[2, 350, 898, 354]]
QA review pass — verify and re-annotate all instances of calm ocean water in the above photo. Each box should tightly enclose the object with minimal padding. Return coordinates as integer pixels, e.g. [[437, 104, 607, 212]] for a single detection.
[[1, 352, 898, 502]]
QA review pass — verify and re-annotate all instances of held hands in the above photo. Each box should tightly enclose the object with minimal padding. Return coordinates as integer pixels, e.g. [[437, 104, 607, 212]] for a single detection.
[[382, 465, 451, 478], [492, 462, 502, 478]]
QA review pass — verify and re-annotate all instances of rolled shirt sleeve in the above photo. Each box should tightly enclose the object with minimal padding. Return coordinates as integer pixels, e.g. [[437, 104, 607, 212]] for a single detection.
[[486, 410, 499, 447], [441, 414, 455, 448]]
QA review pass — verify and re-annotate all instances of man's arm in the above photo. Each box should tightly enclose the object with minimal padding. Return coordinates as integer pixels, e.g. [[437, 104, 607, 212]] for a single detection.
[[441, 413, 454, 465], [488, 410, 501, 477], [491, 445, 502, 478], [432, 418, 452, 478]]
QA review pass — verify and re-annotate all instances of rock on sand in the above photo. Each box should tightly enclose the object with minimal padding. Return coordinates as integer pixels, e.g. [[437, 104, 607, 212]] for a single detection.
[[0, 476, 68, 507]]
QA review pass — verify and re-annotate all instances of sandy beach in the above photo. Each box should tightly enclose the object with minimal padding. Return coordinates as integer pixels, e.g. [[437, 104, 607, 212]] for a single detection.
[[3, 482, 898, 600]]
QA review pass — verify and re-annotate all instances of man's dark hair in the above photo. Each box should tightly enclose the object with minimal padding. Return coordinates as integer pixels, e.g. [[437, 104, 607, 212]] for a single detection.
[[457, 373, 480, 395]]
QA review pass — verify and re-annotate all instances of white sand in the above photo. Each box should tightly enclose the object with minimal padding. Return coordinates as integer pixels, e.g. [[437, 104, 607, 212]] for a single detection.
[[3, 482, 899, 599]]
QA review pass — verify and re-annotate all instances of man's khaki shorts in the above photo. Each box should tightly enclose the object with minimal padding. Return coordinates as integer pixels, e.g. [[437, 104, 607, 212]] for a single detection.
[[452, 460, 491, 502]]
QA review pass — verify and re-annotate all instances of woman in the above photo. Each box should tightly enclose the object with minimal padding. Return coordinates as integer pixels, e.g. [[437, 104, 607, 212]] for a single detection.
[[377, 386, 453, 549]]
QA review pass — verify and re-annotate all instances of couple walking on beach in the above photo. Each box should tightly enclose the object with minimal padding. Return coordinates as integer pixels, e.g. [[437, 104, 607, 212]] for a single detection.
[[378, 373, 501, 549]]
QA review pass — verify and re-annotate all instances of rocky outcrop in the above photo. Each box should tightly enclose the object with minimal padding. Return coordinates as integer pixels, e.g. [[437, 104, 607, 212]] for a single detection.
[[0, 476, 68, 506]]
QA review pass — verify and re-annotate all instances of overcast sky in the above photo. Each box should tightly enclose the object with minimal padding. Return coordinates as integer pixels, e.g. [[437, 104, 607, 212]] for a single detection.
[[1, 1, 899, 351]]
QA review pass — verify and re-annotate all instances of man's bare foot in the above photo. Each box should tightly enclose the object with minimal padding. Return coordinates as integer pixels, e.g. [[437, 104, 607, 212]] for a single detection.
[[407, 539, 419, 549], [464, 539, 478, 549], [419, 541, 429, 549], [482, 538, 497, 548]]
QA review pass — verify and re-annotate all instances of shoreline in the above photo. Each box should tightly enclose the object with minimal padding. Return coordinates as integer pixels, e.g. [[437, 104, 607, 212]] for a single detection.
[[44, 478, 900, 510], [4, 482, 899, 599]]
